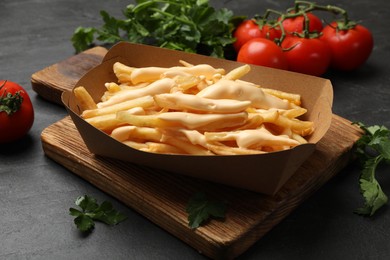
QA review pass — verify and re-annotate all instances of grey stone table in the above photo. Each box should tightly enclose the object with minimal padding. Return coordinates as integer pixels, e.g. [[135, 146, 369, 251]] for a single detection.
[[1, 0, 389, 259]]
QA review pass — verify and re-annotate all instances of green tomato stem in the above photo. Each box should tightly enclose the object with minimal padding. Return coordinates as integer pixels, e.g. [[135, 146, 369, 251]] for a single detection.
[[294, 0, 351, 26], [262, 0, 355, 45], [0, 80, 6, 90]]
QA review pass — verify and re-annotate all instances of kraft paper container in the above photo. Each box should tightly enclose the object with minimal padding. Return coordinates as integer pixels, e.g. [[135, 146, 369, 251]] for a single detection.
[[62, 42, 333, 195]]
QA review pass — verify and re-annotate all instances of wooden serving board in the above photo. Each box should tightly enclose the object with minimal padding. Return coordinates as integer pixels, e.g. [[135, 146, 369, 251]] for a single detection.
[[31, 46, 108, 105], [35, 47, 362, 259]]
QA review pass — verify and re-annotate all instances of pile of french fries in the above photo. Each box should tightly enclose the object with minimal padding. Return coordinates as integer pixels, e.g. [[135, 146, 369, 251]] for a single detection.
[[73, 60, 314, 155]]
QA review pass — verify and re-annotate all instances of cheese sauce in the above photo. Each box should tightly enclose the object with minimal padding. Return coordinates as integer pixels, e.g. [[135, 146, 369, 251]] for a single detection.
[[208, 127, 300, 149], [157, 111, 247, 130], [197, 79, 290, 110], [98, 78, 175, 108], [130, 64, 225, 84], [154, 92, 251, 113]]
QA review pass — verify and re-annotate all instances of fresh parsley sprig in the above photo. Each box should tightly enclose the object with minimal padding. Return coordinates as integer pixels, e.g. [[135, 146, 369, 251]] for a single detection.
[[353, 122, 390, 216], [71, 0, 242, 59], [69, 195, 127, 232], [186, 192, 227, 229]]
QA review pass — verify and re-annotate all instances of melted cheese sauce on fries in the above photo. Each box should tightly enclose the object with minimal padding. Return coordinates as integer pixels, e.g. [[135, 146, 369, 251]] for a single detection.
[[74, 61, 314, 155]]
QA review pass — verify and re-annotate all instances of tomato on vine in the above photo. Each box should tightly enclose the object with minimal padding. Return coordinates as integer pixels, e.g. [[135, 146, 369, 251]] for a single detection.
[[0, 80, 34, 143], [233, 20, 262, 52], [237, 38, 288, 70], [281, 36, 331, 76], [321, 21, 374, 71], [258, 23, 282, 41], [280, 12, 323, 34], [233, 19, 281, 52]]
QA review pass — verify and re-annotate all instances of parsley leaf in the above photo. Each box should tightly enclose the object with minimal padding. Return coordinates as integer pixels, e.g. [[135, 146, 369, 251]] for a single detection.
[[353, 122, 390, 216], [71, 27, 96, 53], [69, 195, 127, 232], [71, 0, 241, 59], [186, 192, 227, 229]]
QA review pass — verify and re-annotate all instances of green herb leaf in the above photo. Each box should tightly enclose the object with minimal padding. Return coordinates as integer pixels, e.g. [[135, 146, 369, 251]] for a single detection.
[[96, 10, 123, 43], [94, 201, 128, 225], [74, 214, 95, 233], [0, 81, 24, 115], [353, 122, 390, 216], [71, 27, 96, 53], [70, 0, 237, 58], [186, 192, 227, 229], [354, 156, 388, 216], [69, 195, 127, 232], [0, 91, 23, 115]]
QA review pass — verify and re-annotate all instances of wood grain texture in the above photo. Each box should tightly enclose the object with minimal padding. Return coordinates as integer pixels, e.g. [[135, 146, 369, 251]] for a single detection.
[[41, 114, 362, 259], [31, 47, 108, 105]]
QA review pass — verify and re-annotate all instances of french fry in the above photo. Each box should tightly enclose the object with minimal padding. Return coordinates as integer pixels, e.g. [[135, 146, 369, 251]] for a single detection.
[[278, 107, 307, 118], [73, 86, 97, 111], [253, 107, 306, 119], [253, 110, 279, 123], [236, 114, 264, 130], [273, 114, 314, 136], [111, 125, 162, 142], [255, 109, 313, 136], [102, 82, 151, 102], [179, 60, 193, 67], [105, 82, 122, 93], [291, 132, 309, 144], [177, 129, 208, 148], [206, 142, 265, 155], [97, 78, 175, 108], [224, 64, 251, 80], [85, 114, 123, 132], [111, 125, 136, 141], [179, 64, 225, 79], [261, 87, 301, 106], [130, 67, 170, 84], [116, 112, 170, 128], [113, 62, 134, 83], [171, 75, 201, 91], [204, 127, 300, 149], [161, 135, 214, 155], [82, 95, 154, 118]]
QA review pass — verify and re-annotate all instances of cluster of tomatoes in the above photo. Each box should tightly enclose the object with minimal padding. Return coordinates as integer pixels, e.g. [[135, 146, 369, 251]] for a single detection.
[[233, 2, 374, 76]]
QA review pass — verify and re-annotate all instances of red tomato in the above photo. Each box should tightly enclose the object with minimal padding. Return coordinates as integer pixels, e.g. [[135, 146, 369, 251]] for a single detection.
[[233, 20, 262, 52], [320, 22, 374, 71], [237, 38, 288, 70], [281, 12, 323, 34], [281, 36, 331, 76], [259, 24, 282, 41], [0, 80, 34, 143]]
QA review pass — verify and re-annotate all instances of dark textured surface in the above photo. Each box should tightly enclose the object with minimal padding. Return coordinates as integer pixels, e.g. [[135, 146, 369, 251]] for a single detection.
[[1, 0, 389, 259]]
